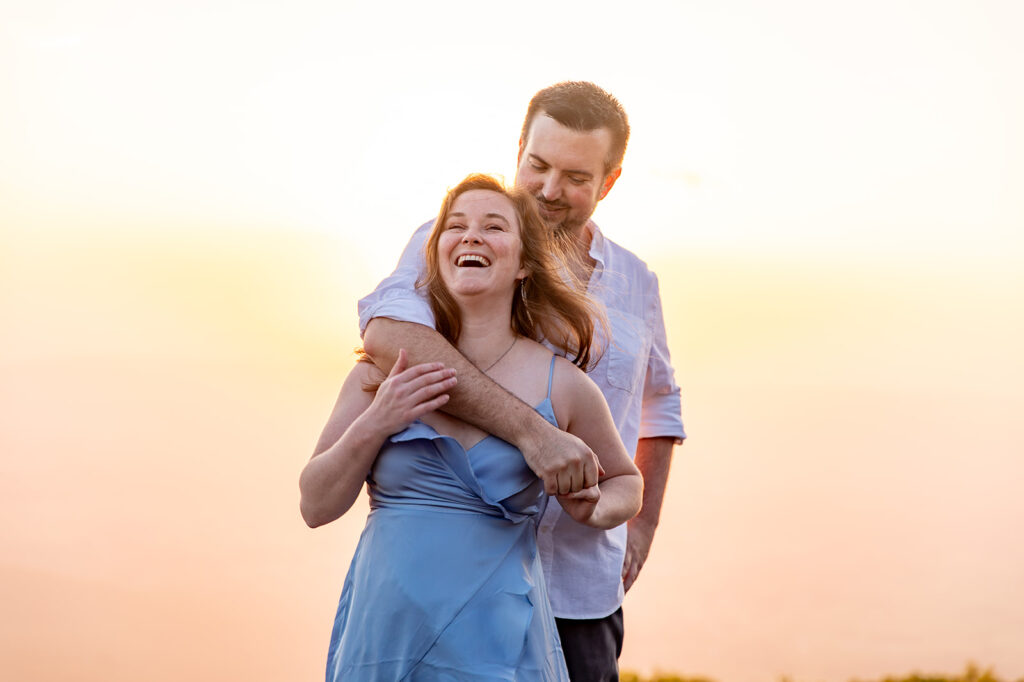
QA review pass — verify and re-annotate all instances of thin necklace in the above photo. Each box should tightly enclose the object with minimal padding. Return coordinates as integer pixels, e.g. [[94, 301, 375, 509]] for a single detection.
[[480, 335, 518, 373]]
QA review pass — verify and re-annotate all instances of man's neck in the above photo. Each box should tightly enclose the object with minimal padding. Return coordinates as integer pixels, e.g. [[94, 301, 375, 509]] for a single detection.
[[567, 221, 597, 283]]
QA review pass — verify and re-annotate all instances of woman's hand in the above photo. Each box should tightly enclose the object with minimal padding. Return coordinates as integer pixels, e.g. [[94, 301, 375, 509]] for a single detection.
[[364, 348, 457, 436], [556, 484, 601, 526]]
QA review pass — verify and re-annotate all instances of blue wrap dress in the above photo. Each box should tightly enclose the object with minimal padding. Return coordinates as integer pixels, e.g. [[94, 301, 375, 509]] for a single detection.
[[325, 355, 569, 681]]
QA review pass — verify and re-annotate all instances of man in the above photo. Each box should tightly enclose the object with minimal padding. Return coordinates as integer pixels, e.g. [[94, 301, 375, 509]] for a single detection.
[[358, 81, 685, 681]]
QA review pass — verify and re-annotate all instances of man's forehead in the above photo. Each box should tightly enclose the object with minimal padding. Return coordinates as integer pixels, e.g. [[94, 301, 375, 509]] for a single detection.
[[524, 115, 612, 169]]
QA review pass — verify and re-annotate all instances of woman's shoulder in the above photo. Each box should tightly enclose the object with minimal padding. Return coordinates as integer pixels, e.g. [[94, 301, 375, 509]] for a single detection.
[[547, 354, 605, 432], [551, 354, 599, 393], [514, 338, 593, 387], [347, 357, 385, 383], [338, 358, 387, 404]]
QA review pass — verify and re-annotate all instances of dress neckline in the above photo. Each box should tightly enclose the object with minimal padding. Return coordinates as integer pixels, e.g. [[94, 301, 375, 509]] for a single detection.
[[412, 397, 553, 454]]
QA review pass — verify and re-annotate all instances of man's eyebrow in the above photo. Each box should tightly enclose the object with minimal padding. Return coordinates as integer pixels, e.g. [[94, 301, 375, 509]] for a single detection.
[[528, 153, 594, 179]]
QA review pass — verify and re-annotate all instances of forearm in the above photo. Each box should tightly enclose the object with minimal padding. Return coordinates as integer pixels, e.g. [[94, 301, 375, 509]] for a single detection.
[[364, 318, 553, 446], [631, 436, 677, 532], [299, 413, 389, 528], [591, 473, 644, 529]]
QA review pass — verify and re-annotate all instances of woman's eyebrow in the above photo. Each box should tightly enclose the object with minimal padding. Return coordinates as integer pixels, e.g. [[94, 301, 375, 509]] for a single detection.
[[448, 211, 510, 225]]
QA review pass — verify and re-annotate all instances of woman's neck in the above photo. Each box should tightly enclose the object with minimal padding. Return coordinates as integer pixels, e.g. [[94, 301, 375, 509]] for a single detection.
[[455, 298, 517, 370]]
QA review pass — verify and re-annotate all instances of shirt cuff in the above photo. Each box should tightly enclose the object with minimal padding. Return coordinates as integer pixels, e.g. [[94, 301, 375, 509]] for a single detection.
[[639, 391, 686, 442], [358, 290, 436, 337]]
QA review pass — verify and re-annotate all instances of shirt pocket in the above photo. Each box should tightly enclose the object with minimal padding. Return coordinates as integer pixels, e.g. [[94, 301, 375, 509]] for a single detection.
[[605, 311, 650, 394]]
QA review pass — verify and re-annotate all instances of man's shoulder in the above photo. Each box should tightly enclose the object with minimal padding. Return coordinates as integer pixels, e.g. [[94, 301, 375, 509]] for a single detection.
[[595, 227, 657, 281]]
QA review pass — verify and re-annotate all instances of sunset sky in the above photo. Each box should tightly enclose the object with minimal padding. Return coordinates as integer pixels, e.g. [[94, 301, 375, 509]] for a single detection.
[[2, 2, 1023, 681]]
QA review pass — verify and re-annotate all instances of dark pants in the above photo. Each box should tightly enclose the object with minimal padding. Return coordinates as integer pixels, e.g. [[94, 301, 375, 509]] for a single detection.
[[555, 607, 624, 682]]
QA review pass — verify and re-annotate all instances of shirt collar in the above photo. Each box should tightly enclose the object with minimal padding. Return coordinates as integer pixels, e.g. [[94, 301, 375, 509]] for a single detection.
[[585, 220, 606, 269]]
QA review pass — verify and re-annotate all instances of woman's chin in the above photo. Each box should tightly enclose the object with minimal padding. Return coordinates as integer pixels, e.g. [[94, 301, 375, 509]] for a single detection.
[[445, 277, 515, 298], [448, 285, 514, 309]]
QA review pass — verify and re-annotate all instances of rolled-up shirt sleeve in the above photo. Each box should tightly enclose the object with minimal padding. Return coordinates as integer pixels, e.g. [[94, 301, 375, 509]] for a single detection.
[[357, 221, 436, 336], [640, 271, 686, 442]]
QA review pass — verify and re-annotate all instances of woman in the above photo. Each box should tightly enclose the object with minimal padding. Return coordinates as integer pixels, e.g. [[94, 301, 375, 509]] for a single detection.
[[300, 174, 642, 680]]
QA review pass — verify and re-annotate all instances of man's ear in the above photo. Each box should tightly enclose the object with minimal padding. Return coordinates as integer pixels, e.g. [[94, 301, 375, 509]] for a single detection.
[[599, 167, 622, 200], [517, 136, 525, 165]]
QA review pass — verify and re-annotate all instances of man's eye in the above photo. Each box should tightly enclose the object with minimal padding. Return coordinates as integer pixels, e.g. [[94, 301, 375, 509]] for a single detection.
[[569, 177, 586, 185], [530, 161, 545, 171]]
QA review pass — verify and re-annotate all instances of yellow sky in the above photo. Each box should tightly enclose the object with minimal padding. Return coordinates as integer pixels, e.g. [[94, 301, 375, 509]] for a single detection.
[[2, 2, 1023, 680]]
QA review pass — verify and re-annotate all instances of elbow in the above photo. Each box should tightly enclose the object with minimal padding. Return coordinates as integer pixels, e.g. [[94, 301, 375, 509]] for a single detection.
[[627, 473, 644, 521], [298, 476, 332, 528], [362, 318, 392, 365], [300, 498, 326, 529], [299, 489, 353, 529]]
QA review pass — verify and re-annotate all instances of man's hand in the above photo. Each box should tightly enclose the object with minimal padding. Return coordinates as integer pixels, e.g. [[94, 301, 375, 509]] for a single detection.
[[621, 436, 676, 592], [621, 517, 656, 592], [364, 320, 602, 494], [521, 423, 603, 495]]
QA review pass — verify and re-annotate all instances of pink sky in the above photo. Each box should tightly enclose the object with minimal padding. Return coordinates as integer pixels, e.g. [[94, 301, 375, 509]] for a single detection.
[[2, 225, 1021, 681], [3, 2, 1023, 679]]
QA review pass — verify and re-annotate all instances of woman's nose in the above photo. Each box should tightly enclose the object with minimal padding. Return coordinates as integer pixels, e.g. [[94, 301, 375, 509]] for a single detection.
[[462, 230, 482, 244]]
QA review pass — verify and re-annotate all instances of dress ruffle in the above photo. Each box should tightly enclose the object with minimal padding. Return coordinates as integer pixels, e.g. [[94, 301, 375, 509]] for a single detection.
[[326, 397, 568, 681]]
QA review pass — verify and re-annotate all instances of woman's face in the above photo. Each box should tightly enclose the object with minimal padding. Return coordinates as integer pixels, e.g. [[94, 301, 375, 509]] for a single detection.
[[438, 189, 527, 302]]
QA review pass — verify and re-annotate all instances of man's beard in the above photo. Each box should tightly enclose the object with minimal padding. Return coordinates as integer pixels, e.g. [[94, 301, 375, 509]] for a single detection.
[[536, 197, 591, 238]]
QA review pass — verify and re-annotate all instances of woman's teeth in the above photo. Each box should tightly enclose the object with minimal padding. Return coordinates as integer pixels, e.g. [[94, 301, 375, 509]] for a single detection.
[[456, 254, 490, 267]]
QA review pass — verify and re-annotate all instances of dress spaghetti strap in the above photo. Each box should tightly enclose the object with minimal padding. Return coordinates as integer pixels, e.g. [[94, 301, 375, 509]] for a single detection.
[[546, 354, 557, 401]]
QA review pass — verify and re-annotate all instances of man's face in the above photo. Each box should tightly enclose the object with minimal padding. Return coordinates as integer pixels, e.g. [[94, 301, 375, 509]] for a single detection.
[[515, 113, 621, 239]]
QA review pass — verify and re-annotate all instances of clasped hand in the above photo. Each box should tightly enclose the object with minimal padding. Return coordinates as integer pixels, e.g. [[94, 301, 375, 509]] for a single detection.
[[556, 485, 602, 526], [366, 349, 457, 435]]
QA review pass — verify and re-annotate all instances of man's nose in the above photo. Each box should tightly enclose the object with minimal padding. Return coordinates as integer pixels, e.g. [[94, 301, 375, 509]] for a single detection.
[[539, 173, 561, 201]]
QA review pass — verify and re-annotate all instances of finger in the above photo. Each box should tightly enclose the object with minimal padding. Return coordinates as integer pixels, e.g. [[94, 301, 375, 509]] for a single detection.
[[394, 361, 449, 383], [543, 473, 558, 496], [571, 463, 588, 493], [567, 486, 599, 503], [621, 546, 635, 578], [557, 471, 572, 496], [583, 455, 600, 489], [402, 367, 457, 396], [622, 556, 639, 591], [389, 348, 408, 376], [408, 376, 457, 406], [628, 562, 642, 591], [409, 392, 450, 419]]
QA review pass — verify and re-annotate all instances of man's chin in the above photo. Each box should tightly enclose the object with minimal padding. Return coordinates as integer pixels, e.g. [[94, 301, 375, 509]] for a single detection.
[[536, 209, 569, 232], [547, 215, 588, 239]]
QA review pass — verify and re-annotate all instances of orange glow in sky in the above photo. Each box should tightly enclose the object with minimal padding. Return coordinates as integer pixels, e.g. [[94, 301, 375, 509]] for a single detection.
[[2, 2, 1023, 681]]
